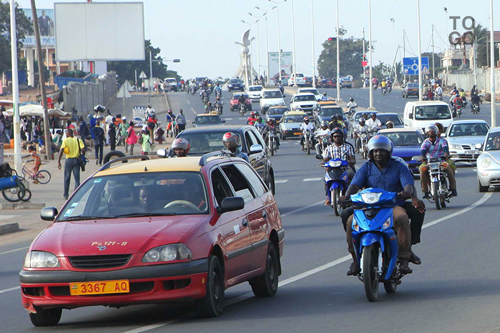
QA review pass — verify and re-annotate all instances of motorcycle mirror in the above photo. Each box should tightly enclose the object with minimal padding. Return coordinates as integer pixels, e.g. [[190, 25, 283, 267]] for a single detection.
[[315, 154, 323, 160]]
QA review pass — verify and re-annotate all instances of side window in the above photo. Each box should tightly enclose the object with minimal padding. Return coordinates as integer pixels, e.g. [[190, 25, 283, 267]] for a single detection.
[[249, 129, 265, 148], [244, 131, 255, 151], [234, 163, 267, 196], [221, 165, 255, 203], [211, 168, 234, 207]]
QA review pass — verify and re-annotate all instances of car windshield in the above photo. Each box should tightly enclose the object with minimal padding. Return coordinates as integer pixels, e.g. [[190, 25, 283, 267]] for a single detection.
[[57, 172, 209, 221], [385, 132, 423, 146], [321, 107, 343, 116], [294, 95, 316, 102], [485, 133, 500, 151], [268, 108, 288, 115], [263, 91, 282, 99], [230, 79, 242, 84], [414, 105, 451, 120], [249, 86, 263, 91], [407, 84, 419, 89], [449, 123, 490, 137], [377, 114, 403, 126], [164, 79, 176, 83], [178, 131, 243, 155], [195, 116, 223, 125], [284, 115, 305, 123], [233, 94, 249, 100]]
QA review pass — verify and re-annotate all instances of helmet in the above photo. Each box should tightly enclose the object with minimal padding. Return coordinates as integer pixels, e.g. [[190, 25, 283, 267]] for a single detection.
[[257, 116, 262, 122], [385, 120, 394, 128], [331, 115, 337, 120], [222, 132, 240, 149], [323, 92, 327, 96], [304, 117, 310, 122], [362, 113, 367, 118], [172, 138, 190, 153], [359, 118, 365, 124], [122, 116, 127, 120], [332, 127, 343, 137], [425, 124, 438, 134], [321, 120, 329, 128], [267, 118, 274, 124], [367, 135, 393, 158], [251, 111, 256, 117], [349, 97, 354, 102], [167, 110, 173, 114]]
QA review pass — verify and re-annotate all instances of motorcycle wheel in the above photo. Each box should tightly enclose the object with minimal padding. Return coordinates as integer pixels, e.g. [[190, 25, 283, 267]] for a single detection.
[[270, 142, 274, 156], [432, 182, 441, 210], [383, 267, 398, 294], [363, 244, 380, 302], [307, 143, 310, 155], [333, 187, 340, 216], [2, 187, 22, 202]]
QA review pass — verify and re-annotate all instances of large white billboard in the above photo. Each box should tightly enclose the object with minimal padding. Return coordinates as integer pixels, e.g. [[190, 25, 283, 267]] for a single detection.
[[268, 52, 292, 83], [55, 2, 145, 61]]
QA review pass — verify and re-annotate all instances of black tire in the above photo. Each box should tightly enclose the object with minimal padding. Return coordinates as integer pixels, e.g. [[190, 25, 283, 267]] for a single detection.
[[479, 181, 489, 192], [35, 170, 51, 184], [333, 187, 340, 216], [383, 267, 398, 294], [251, 241, 279, 298], [195, 255, 224, 317], [29, 307, 62, 327], [267, 173, 276, 195], [363, 244, 380, 302], [432, 182, 441, 210], [103, 150, 126, 165], [271, 145, 274, 156], [20, 188, 32, 202], [2, 187, 21, 202]]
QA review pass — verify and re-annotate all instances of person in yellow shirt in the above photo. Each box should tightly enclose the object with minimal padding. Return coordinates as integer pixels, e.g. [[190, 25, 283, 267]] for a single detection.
[[58, 128, 85, 200]]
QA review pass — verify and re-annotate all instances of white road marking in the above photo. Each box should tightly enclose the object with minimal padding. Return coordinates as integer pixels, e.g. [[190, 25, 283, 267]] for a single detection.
[[473, 168, 477, 172], [303, 178, 321, 182], [0, 286, 20, 294], [0, 246, 29, 256], [0, 215, 18, 221], [224, 118, 233, 120], [123, 324, 175, 333], [275, 179, 288, 184], [186, 99, 191, 105], [190, 107, 197, 115]]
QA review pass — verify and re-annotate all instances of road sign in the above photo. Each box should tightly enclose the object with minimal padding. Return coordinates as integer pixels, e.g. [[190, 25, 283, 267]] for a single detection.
[[139, 71, 147, 79], [361, 61, 368, 67], [403, 57, 429, 75]]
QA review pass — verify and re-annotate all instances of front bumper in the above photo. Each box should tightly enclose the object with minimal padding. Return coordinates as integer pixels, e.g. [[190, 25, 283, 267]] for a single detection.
[[20, 258, 209, 311], [450, 150, 480, 161], [478, 167, 500, 187]]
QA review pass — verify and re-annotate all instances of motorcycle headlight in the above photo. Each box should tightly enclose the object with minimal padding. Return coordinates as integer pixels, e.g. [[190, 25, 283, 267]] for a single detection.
[[451, 144, 462, 149], [360, 192, 382, 204], [481, 157, 492, 168], [142, 244, 192, 263], [328, 160, 342, 167], [24, 251, 60, 268], [382, 217, 392, 230]]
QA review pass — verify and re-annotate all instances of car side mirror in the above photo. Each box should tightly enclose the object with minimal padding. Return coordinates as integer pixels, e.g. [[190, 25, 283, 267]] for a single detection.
[[156, 149, 168, 158], [41, 207, 58, 221], [219, 197, 245, 214], [249, 144, 263, 154], [409, 113, 413, 119]]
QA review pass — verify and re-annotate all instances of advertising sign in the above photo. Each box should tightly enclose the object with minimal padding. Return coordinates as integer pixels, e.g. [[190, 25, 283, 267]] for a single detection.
[[268, 52, 293, 83], [21, 9, 55, 48]]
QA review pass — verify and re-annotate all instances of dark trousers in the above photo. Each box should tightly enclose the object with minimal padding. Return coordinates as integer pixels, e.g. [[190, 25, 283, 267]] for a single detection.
[[95, 144, 103, 164], [63, 158, 80, 198], [109, 134, 116, 151]]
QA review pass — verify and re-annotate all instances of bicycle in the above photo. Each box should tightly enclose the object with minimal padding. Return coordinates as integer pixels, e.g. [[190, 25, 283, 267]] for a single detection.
[[21, 161, 52, 184]]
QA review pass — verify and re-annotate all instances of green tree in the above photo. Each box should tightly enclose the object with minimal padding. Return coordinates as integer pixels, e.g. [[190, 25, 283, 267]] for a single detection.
[[473, 24, 488, 67], [317, 28, 365, 79], [0, 1, 34, 74], [107, 40, 180, 85]]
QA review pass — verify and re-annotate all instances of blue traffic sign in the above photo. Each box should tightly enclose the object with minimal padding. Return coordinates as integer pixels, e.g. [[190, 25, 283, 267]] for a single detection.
[[403, 57, 429, 75]]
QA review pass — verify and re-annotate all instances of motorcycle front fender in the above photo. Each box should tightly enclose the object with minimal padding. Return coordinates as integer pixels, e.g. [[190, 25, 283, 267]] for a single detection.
[[360, 233, 385, 253]]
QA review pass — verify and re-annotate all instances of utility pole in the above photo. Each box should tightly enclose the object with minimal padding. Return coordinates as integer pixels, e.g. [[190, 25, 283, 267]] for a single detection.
[[490, 0, 496, 127], [310, 0, 316, 88], [31, 0, 52, 160], [10, 0, 22, 172], [403, 29, 406, 84], [432, 25, 435, 78], [368, 0, 374, 110], [336, 0, 340, 102], [362, 28, 366, 88], [417, 0, 422, 102]]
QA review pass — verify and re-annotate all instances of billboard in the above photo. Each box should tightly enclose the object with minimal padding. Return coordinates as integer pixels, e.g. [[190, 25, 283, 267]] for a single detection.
[[55, 2, 145, 61], [268, 52, 293, 83], [20, 9, 56, 48]]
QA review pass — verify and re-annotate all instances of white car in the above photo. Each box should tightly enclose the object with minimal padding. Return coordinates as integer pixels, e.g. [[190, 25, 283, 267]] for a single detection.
[[290, 93, 319, 115], [288, 73, 306, 86], [445, 119, 490, 162], [247, 85, 264, 102], [260, 89, 285, 113], [163, 77, 178, 92], [477, 126, 500, 192], [298, 87, 322, 101]]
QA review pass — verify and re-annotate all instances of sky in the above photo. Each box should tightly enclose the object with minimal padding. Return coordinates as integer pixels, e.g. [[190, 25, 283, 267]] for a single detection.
[[15, 0, 500, 80]]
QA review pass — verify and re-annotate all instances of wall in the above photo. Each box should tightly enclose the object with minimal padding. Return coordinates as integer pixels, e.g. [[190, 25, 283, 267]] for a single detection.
[[445, 68, 500, 93], [62, 71, 117, 119]]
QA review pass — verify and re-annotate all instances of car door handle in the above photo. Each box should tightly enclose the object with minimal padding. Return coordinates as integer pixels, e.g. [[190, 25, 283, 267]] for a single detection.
[[262, 211, 267, 218], [242, 219, 248, 227]]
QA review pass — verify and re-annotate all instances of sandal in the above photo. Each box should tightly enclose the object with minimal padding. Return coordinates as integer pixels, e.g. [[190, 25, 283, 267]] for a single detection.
[[409, 252, 422, 265]]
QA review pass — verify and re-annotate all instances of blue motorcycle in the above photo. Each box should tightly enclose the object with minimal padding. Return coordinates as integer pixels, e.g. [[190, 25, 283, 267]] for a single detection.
[[349, 188, 406, 302], [323, 158, 349, 216]]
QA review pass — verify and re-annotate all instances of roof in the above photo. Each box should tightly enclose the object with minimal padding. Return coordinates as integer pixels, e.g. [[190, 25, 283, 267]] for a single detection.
[[249, 85, 263, 88], [262, 88, 281, 92], [195, 114, 222, 118], [318, 101, 337, 105], [322, 105, 343, 109], [405, 101, 448, 106], [379, 128, 421, 134], [284, 111, 307, 116], [293, 93, 315, 96], [179, 124, 251, 134], [488, 126, 500, 133], [96, 157, 203, 176], [450, 119, 488, 125], [376, 112, 400, 116]]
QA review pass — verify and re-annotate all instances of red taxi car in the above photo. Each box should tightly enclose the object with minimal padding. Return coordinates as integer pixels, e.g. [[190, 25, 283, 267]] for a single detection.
[[230, 93, 252, 111], [20, 155, 284, 326]]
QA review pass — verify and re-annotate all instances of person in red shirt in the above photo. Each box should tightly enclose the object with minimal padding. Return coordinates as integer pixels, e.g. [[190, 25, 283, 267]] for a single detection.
[[247, 112, 258, 126]]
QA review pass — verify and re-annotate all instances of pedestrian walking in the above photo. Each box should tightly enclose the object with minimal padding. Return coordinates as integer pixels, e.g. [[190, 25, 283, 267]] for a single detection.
[[109, 119, 117, 151], [119, 117, 130, 152], [58, 128, 85, 200], [176, 109, 186, 133], [127, 121, 138, 155], [140, 128, 152, 155], [91, 120, 105, 165]]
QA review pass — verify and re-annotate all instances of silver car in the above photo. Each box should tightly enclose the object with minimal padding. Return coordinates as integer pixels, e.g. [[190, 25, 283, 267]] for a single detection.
[[477, 127, 500, 192], [444, 120, 490, 162]]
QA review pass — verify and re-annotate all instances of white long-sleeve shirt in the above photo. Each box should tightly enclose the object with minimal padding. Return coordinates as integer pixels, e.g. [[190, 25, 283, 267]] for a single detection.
[[366, 118, 382, 131]]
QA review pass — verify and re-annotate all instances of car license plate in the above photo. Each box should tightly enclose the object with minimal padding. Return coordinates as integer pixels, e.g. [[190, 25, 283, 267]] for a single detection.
[[69, 280, 130, 296], [465, 150, 476, 155], [293, 132, 301, 135]]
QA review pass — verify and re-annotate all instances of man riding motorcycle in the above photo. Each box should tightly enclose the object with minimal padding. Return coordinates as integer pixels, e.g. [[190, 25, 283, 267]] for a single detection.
[[366, 113, 382, 136], [340, 135, 415, 275], [205, 101, 214, 113], [263, 118, 280, 149], [385, 120, 394, 129], [346, 97, 357, 116], [247, 112, 258, 125], [315, 121, 332, 155], [214, 83, 222, 98], [214, 96, 224, 114], [300, 117, 316, 150], [354, 118, 368, 152], [254, 116, 266, 133], [238, 93, 247, 111], [323, 127, 356, 205], [222, 132, 250, 162], [321, 92, 329, 101], [419, 125, 457, 198]]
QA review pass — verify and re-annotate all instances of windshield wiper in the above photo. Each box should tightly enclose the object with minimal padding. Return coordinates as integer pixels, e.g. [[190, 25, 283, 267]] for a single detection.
[[116, 212, 177, 217], [60, 215, 116, 221]]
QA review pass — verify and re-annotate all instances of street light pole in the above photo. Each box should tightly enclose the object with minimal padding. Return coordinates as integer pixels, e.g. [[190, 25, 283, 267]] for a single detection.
[[390, 18, 397, 85], [311, 0, 316, 88], [270, 0, 286, 84], [9, 0, 22, 172], [363, 28, 366, 88], [255, 7, 274, 86], [368, 0, 374, 110], [149, 50, 153, 105], [490, 0, 496, 127], [417, 0, 422, 101], [291, 0, 297, 87], [336, 0, 340, 102]]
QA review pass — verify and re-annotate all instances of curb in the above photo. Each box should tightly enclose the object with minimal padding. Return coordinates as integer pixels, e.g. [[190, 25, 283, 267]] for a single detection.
[[0, 202, 46, 210], [0, 222, 20, 235]]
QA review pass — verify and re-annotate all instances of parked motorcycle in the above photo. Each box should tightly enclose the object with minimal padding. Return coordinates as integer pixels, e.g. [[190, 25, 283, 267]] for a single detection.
[[422, 157, 452, 210], [319, 158, 349, 216], [343, 188, 408, 302]]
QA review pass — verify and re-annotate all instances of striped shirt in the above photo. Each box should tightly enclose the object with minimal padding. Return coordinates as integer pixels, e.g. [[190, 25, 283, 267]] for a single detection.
[[324, 143, 355, 160], [421, 137, 448, 159]]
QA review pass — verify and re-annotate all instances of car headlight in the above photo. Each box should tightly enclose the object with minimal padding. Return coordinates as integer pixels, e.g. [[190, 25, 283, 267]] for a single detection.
[[24, 251, 60, 268], [142, 244, 192, 263], [382, 217, 392, 230], [450, 144, 462, 149], [360, 192, 382, 204], [481, 157, 492, 168]]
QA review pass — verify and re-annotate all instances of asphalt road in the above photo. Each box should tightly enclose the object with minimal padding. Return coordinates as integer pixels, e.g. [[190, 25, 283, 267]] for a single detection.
[[1, 88, 500, 332]]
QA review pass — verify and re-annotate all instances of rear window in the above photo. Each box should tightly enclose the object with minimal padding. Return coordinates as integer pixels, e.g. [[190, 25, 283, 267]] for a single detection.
[[268, 108, 288, 115], [230, 79, 242, 84], [233, 94, 249, 100], [294, 95, 316, 102], [249, 86, 263, 91], [449, 123, 489, 137], [283, 115, 305, 123], [407, 84, 419, 89], [377, 114, 403, 126], [300, 89, 319, 95], [263, 91, 282, 99], [321, 107, 343, 116], [178, 131, 243, 155], [385, 132, 423, 146]]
